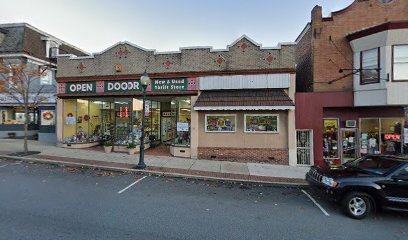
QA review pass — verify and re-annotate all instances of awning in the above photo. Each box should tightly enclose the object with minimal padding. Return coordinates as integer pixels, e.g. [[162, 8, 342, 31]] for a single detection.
[[193, 89, 295, 111]]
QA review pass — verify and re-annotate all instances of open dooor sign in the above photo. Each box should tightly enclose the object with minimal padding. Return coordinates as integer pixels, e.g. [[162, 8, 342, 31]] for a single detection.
[[384, 134, 401, 140]]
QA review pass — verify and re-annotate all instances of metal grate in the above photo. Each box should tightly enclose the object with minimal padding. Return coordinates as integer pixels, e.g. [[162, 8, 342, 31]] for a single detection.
[[296, 130, 313, 165]]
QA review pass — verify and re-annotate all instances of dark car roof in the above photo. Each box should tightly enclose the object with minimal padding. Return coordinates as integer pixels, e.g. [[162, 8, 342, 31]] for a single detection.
[[366, 155, 408, 162]]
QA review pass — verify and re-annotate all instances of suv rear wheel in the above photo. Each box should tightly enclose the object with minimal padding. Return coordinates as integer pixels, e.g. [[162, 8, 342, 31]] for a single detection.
[[341, 192, 372, 219]]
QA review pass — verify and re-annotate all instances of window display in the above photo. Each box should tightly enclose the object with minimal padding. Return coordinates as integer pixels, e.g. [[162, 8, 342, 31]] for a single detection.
[[381, 118, 403, 155], [360, 118, 404, 155], [174, 97, 191, 146], [62, 99, 105, 144], [41, 110, 55, 126], [323, 119, 339, 159], [244, 114, 279, 133], [205, 114, 236, 132], [360, 118, 380, 155], [114, 99, 132, 145]]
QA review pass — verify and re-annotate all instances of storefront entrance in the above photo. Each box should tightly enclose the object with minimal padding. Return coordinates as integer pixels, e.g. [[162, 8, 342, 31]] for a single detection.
[[340, 128, 358, 163], [61, 96, 192, 156]]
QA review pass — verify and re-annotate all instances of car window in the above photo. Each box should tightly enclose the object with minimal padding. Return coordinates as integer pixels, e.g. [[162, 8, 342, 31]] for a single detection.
[[394, 165, 408, 179], [345, 156, 402, 175]]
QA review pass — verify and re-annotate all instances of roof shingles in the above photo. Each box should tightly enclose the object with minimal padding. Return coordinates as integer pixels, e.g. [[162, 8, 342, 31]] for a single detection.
[[194, 89, 294, 108]]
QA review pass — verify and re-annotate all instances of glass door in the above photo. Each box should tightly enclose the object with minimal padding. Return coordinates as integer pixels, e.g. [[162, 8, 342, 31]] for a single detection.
[[341, 128, 358, 163]]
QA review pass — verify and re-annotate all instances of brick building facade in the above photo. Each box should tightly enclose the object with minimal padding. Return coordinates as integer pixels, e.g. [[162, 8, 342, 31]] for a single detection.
[[295, 0, 408, 166], [56, 36, 298, 165]]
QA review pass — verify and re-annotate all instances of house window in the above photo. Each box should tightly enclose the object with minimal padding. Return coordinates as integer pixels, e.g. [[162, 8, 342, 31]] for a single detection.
[[393, 45, 408, 81], [40, 70, 53, 85], [244, 114, 279, 133], [205, 114, 236, 132], [360, 48, 380, 84]]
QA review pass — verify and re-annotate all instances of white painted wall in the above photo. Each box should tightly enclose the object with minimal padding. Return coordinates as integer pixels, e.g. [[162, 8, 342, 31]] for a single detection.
[[199, 74, 291, 90], [350, 28, 408, 106]]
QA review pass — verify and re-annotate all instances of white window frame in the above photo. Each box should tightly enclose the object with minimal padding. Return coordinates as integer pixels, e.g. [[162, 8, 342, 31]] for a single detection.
[[322, 118, 340, 160], [40, 69, 53, 85], [392, 44, 408, 81], [205, 114, 237, 133], [244, 114, 279, 134]]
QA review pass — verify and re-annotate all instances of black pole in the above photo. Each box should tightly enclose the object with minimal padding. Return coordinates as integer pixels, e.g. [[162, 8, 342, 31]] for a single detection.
[[136, 85, 147, 169]]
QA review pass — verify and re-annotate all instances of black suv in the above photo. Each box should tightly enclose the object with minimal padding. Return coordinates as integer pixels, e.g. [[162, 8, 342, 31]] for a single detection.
[[306, 155, 408, 219]]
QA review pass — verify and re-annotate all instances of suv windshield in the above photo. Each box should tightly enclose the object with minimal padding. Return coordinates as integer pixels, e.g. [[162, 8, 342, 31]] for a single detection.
[[343, 156, 402, 176]]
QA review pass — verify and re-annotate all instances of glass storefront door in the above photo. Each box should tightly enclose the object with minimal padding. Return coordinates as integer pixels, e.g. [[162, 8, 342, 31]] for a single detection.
[[341, 128, 358, 163]]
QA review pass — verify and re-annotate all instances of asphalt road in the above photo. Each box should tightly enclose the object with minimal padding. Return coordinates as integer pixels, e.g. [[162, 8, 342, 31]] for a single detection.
[[0, 158, 407, 240]]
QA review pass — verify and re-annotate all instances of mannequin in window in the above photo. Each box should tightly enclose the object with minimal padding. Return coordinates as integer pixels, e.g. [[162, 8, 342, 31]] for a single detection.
[[368, 134, 377, 154], [385, 139, 396, 155]]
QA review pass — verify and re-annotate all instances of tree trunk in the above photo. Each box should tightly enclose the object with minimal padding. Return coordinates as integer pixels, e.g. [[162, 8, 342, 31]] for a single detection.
[[24, 105, 28, 154]]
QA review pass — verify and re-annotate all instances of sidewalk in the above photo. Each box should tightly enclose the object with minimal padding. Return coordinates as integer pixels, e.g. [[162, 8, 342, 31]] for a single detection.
[[0, 139, 309, 185]]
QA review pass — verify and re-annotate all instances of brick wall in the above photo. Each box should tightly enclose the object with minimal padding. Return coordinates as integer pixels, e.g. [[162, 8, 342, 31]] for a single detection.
[[295, 25, 313, 92], [57, 36, 296, 79], [297, 0, 408, 92], [197, 147, 289, 164]]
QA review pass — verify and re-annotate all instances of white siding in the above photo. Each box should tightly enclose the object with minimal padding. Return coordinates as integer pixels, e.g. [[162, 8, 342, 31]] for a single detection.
[[199, 74, 290, 90]]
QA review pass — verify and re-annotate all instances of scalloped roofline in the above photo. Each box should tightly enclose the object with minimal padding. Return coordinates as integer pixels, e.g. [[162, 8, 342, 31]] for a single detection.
[[59, 34, 296, 60], [322, 0, 369, 21]]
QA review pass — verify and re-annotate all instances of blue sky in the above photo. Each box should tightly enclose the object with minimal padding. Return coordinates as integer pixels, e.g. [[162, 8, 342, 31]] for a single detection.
[[0, 0, 354, 53]]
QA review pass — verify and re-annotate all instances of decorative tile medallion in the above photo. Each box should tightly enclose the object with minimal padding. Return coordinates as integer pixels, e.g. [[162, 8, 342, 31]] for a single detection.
[[238, 41, 250, 52], [265, 53, 275, 65], [77, 62, 86, 73], [116, 46, 130, 58], [215, 55, 224, 66], [163, 58, 173, 69]]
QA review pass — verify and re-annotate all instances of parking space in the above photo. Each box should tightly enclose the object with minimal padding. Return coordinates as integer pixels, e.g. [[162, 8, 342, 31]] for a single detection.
[[1, 159, 408, 240]]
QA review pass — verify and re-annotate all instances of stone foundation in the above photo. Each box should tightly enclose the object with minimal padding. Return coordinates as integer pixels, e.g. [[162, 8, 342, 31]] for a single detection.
[[197, 147, 289, 164]]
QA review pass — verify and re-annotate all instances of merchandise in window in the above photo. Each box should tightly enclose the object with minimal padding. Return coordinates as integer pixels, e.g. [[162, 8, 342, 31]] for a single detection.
[[360, 48, 379, 84], [205, 114, 236, 132], [174, 97, 191, 146], [393, 45, 408, 81], [41, 110, 55, 126], [323, 119, 339, 159], [245, 114, 279, 133]]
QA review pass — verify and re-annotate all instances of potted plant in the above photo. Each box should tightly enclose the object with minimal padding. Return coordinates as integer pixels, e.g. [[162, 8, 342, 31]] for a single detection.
[[127, 142, 137, 155], [149, 135, 158, 148], [103, 140, 113, 153]]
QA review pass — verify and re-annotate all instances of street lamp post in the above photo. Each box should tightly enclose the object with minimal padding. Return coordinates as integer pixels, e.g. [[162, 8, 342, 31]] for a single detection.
[[136, 70, 151, 169]]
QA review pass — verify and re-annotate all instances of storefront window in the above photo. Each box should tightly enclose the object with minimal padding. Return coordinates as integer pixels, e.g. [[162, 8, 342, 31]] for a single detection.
[[174, 97, 191, 146], [244, 114, 279, 133], [323, 119, 339, 159], [89, 100, 102, 142], [41, 110, 55, 126], [360, 118, 405, 155], [76, 99, 89, 143], [205, 114, 236, 133], [63, 99, 77, 143], [114, 99, 132, 145], [380, 118, 403, 155], [0, 107, 38, 125], [360, 118, 380, 155]]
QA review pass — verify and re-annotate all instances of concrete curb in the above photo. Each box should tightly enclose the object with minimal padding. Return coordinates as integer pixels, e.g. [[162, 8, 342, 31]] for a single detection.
[[0, 154, 308, 188]]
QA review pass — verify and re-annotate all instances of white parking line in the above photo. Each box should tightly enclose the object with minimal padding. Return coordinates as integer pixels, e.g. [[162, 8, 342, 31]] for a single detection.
[[301, 190, 330, 217], [0, 164, 8, 168], [118, 176, 147, 194]]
